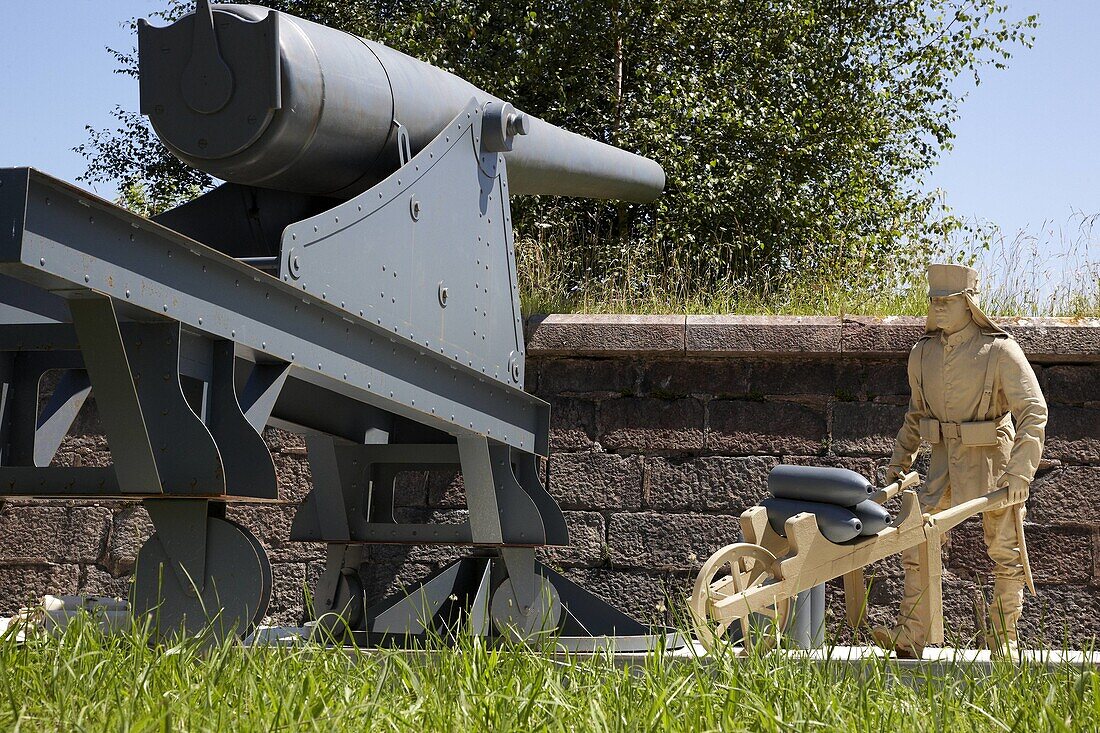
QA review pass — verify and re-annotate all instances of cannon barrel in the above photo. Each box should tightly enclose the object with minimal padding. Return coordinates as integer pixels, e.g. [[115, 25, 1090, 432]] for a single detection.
[[138, 2, 664, 202]]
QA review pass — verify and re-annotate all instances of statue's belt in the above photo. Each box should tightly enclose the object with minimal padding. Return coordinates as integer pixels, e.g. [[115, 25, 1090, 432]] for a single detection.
[[919, 413, 1011, 447]]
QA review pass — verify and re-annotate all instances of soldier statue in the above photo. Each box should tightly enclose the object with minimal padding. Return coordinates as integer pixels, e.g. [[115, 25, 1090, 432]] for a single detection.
[[873, 264, 1048, 660]]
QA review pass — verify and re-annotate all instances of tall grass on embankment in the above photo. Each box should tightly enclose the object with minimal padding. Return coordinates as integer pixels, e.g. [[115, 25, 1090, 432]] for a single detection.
[[517, 215, 1100, 319], [1, 616, 1097, 732]]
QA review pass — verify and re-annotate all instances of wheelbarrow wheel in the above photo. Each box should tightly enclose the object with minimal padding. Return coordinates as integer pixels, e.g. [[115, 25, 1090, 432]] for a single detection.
[[689, 542, 792, 654]]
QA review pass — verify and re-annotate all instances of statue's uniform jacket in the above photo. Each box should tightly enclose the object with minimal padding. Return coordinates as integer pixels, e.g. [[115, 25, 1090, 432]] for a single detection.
[[887, 320, 1048, 647], [890, 321, 1047, 505]]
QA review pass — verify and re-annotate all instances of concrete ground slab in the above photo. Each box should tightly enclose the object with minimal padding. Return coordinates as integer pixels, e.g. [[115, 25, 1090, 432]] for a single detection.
[[246, 626, 1100, 669]]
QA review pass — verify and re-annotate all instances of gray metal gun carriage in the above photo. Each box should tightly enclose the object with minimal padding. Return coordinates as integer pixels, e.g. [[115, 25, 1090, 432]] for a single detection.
[[0, 1, 668, 648]]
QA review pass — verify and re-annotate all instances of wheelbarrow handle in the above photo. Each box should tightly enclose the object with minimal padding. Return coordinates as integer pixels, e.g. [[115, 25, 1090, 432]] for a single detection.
[[870, 470, 921, 505], [924, 487, 1010, 535]]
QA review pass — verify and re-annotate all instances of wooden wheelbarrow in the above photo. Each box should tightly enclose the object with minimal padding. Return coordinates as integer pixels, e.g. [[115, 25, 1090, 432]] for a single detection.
[[688, 472, 1031, 652]]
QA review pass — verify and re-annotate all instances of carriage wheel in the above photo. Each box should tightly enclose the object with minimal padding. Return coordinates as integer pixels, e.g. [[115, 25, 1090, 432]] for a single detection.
[[689, 543, 792, 654], [131, 517, 271, 644], [490, 575, 562, 641], [224, 518, 273, 629], [314, 568, 365, 639]]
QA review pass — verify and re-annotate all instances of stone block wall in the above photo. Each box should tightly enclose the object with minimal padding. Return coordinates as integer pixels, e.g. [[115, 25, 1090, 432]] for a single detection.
[[520, 315, 1100, 647], [1, 315, 1098, 647]]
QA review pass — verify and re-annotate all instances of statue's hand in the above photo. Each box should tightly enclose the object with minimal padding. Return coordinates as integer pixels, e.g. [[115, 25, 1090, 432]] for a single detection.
[[998, 473, 1030, 505], [884, 465, 907, 486]]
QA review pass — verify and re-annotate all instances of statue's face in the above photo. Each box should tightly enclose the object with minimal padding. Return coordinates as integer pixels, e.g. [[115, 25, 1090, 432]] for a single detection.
[[930, 293, 972, 334]]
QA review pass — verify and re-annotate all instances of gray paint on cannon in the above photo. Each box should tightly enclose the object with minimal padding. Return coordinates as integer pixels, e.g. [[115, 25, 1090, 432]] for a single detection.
[[0, 1, 672, 648], [138, 3, 664, 202]]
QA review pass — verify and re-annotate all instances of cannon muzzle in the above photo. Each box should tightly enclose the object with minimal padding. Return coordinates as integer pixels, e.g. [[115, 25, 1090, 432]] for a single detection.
[[138, 2, 664, 202]]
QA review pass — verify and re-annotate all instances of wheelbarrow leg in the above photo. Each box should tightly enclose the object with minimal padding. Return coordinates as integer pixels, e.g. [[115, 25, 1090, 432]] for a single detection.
[[843, 568, 867, 629], [916, 534, 945, 645]]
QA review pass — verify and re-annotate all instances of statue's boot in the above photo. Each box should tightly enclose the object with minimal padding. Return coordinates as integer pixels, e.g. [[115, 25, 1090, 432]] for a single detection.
[[883, 539, 934, 660], [870, 625, 924, 660], [986, 577, 1024, 662], [984, 509, 1025, 662]]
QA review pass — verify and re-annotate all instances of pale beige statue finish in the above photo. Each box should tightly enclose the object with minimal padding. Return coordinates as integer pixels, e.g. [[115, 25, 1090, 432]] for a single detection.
[[689, 470, 1006, 654], [876, 264, 1048, 658], [689, 265, 1047, 659]]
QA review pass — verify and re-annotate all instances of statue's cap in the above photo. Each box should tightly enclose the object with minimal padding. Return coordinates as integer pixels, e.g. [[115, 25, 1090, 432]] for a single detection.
[[927, 263, 978, 297], [923, 263, 1008, 336]]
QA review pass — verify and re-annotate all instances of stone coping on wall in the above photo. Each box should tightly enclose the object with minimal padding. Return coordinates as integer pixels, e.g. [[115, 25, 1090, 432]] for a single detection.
[[525, 314, 1100, 361]]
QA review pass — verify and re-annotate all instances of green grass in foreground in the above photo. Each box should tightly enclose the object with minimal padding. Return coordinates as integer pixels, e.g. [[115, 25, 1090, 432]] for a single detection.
[[1, 618, 1098, 732]]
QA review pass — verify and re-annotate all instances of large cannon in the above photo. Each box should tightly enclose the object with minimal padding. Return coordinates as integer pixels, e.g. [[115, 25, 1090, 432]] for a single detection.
[[138, 2, 663, 201], [0, 1, 669, 648]]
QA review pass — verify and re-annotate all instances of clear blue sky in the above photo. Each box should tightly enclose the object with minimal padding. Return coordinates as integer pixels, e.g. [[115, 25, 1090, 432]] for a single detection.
[[0, 1, 1094, 246], [0, 1, 165, 199], [929, 2, 1100, 239]]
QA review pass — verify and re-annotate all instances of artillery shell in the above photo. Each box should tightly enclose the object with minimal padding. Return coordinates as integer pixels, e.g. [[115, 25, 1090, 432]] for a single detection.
[[760, 497, 863, 543], [768, 464, 875, 505], [851, 499, 892, 535]]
